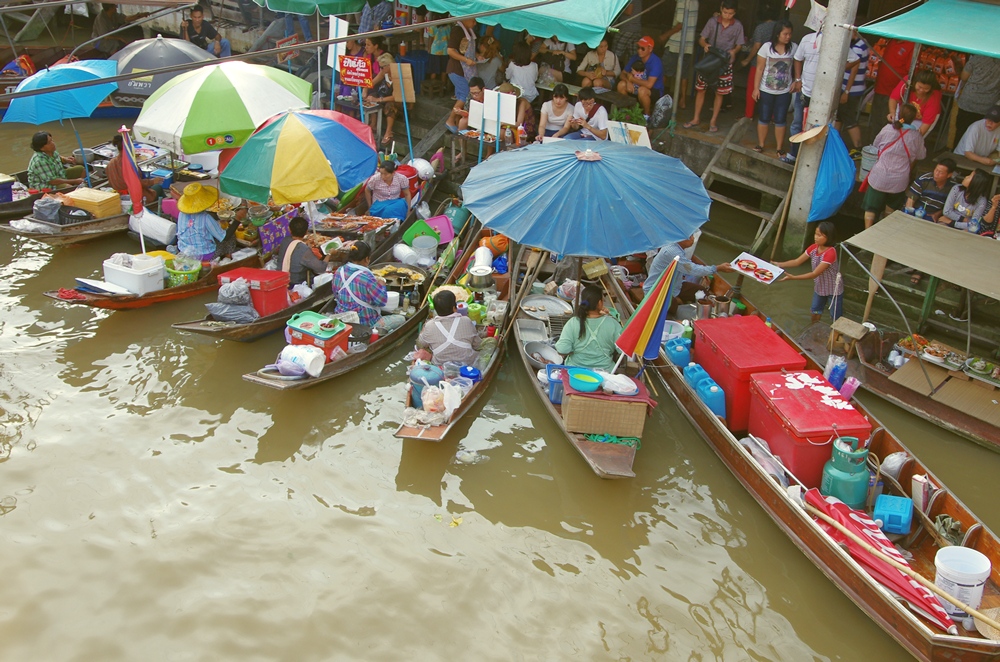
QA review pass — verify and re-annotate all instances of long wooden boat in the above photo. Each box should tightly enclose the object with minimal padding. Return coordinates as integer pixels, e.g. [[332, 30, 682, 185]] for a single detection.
[[0, 212, 129, 246], [242, 217, 478, 392], [168, 179, 445, 342], [508, 255, 638, 479], [42, 252, 262, 310], [394, 229, 512, 441], [607, 272, 1000, 661]]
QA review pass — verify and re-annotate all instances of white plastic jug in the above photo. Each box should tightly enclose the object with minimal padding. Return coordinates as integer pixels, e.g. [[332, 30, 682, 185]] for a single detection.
[[279, 344, 326, 377], [382, 291, 400, 311]]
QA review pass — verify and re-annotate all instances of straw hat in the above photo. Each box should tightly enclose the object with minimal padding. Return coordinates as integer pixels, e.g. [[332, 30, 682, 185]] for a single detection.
[[177, 183, 218, 214], [789, 125, 827, 145], [975, 607, 1000, 641]]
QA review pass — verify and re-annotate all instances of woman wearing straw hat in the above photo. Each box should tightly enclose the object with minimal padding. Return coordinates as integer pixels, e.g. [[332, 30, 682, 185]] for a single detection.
[[176, 183, 226, 260]]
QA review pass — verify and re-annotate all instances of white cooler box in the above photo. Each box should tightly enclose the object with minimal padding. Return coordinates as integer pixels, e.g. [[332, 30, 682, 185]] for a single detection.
[[103, 257, 165, 295]]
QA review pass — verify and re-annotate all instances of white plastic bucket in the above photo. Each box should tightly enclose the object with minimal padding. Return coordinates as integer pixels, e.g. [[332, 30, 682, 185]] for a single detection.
[[934, 546, 991, 617], [393, 243, 419, 265], [858, 145, 878, 181], [382, 291, 400, 311], [279, 344, 326, 377], [412, 235, 437, 262], [661, 320, 685, 343]]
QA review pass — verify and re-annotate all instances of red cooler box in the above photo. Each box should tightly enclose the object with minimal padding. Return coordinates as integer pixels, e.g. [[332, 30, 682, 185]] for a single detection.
[[218, 267, 290, 316], [748, 370, 872, 488], [692, 316, 806, 431]]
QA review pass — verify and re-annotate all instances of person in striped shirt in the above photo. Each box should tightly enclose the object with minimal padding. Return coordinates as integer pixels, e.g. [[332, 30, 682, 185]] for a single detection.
[[836, 26, 869, 160]]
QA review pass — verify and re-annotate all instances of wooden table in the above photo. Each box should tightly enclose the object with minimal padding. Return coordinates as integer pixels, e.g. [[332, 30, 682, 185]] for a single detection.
[[334, 98, 383, 144]]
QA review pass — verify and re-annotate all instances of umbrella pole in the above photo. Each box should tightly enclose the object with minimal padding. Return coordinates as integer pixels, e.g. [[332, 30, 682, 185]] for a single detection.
[[396, 63, 414, 159], [358, 86, 365, 125], [69, 119, 92, 189], [803, 503, 996, 634], [315, 12, 321, 108]]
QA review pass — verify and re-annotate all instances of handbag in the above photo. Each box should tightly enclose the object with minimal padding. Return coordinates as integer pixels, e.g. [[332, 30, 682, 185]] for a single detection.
[[694, 22, 729, 77]]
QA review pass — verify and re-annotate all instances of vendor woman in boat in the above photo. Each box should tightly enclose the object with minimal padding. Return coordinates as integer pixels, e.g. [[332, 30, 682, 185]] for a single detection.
[[554, 284, 622, 372], [176, 183, 225, 260], [332, 242, 388, 333], [363, 161, 411, 220], [105, 134, 163, 204], [417, 289, 482, 365]]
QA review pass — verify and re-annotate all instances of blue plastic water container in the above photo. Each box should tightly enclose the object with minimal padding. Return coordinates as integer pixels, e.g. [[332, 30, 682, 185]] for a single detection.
[[683, 363, 710, 389], [697, 378, 727, 419], [546, 364, 566, 404], [874, 494, 913, 535], [665, 338, 691, 366]]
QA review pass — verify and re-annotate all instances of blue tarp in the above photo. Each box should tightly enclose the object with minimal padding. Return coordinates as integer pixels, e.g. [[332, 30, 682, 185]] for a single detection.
[[399, 0, 630, 48], [860, 0, 1000, 59], [461, 140, 710, 257]]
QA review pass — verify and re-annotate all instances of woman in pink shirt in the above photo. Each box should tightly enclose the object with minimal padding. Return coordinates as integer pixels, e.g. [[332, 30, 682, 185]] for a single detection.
[[863, 103, 926, 228]]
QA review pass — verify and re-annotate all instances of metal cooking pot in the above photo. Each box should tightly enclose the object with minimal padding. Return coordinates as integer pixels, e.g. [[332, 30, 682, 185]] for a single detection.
[[73, 148, 98, 165], [524, 341, 562, 370], [467, 266, 494, 289]]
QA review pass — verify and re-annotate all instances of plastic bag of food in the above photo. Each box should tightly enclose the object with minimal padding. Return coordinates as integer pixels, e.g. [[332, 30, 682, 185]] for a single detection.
[[172, 253, 202, 273], [421, 384, 445, 413], [441, 380, 462, 418], [205, 302, 259, 323], [218, 277, 251, 305]]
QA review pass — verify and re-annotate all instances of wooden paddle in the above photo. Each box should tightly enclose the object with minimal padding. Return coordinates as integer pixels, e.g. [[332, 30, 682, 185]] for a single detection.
[[804, 503, 1000, 634]]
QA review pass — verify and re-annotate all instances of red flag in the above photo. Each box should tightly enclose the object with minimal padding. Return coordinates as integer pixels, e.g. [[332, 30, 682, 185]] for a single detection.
[[118, 126, 145, 218]]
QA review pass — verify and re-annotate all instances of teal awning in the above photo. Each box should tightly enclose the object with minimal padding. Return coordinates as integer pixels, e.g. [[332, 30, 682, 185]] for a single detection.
[[400, 0, 630, 48], [859, 0, 1000, 59]]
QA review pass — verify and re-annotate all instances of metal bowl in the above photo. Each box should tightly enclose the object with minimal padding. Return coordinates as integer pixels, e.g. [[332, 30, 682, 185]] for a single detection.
[[524, 341, 562, 370]]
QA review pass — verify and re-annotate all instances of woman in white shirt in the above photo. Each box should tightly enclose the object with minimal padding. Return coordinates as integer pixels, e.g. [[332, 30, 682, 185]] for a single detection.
[[752, 20, 795, 157], [537, 83, 573, 139], [505, 40, 539, 128], [538, 36, 576, 83]]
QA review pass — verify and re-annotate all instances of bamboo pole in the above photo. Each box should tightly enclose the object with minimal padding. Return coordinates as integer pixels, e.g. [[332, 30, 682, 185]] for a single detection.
[[803, 503, 1000, 634]]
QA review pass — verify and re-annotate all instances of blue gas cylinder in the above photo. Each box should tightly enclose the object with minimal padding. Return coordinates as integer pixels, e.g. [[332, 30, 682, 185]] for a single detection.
[[665, 338, 692, 366], [683, 363, 709, 389], [409, 363, 443, 409], [697, 378, 726, 419], [820, 436, 870, 509]]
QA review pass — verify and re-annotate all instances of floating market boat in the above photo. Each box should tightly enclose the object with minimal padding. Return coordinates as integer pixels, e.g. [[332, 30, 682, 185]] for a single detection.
[[606, 269, 1000, 661], [0, 212, 129, 246]]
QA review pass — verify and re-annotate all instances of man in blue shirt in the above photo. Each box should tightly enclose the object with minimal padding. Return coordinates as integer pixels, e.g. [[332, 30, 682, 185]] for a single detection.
[[617, 36, 664, 118], [644, 236, 734, 313]]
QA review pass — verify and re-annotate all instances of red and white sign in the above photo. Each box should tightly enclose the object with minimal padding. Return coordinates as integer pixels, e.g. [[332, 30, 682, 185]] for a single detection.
[[276, 35, 300, 63], [339, 54, 372, 88]]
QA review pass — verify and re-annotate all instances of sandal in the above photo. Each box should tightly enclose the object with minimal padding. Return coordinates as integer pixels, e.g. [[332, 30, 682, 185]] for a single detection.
[[754, 145, 764, 153], [682, 121, 700, 129], [381, 133, 393, 146], [776, 150, 787, 159], [709, 125, 719, 133]]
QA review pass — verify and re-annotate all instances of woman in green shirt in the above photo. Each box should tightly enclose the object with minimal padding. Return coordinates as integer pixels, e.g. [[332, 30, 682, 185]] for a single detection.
[[554, 284, 622, 372]]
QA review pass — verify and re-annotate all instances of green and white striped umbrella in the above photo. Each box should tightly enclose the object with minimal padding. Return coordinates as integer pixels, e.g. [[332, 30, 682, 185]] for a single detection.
[[133, 61, 312, 155]]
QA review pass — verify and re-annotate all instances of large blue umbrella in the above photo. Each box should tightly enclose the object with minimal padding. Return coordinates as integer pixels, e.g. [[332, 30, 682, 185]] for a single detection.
[[460, 140, 711, 257], [3, 60, 119, 188]]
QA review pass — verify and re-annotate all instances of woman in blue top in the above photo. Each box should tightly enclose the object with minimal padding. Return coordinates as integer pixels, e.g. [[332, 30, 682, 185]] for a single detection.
[[176, 183, 226, 260]]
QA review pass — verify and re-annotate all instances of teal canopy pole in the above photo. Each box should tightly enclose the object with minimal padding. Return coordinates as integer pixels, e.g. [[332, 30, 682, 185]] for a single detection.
[[358, 85, 365, 123], [396, 62, 414, 159]]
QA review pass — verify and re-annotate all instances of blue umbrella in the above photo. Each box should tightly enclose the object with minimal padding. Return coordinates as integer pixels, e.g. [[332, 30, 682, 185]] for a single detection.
[[460, 140, 711, 257], [3, 60, 119, 188]]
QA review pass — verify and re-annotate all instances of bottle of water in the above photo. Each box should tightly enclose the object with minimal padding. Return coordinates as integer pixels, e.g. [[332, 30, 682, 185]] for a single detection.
[[968, 216, 981, 234], [914, 206, 926, 220], [503, 127, 513, 147]]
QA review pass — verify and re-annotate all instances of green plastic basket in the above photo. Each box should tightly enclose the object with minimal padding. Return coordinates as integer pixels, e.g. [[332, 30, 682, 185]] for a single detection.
[[166, 265, 200, 287]]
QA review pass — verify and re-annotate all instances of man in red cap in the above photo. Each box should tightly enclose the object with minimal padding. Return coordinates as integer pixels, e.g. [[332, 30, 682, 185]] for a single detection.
[[617, 36, 665, 119]]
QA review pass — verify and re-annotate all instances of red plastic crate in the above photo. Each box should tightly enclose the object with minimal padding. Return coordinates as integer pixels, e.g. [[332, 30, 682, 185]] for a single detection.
[[748, 370, 872, 489], [218, 267, 290, 316], [288, 324, 352, 361], [692, 316, 806, 431]]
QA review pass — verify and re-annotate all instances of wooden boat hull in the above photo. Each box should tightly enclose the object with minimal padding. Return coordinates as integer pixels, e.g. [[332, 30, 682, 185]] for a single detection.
[[171, 289, 335, 342], [42, 253, 262, 310], [0, 213, 129, 246], [606, 274, 1000, 661], [855, 332, 1000, 453], [242, 305, 429, 390]]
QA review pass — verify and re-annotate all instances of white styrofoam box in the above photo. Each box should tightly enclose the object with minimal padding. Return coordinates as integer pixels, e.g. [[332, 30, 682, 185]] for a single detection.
[[129, 210, 176, 246], [182, 151, 220, 173], [103, 259, 165, 295]]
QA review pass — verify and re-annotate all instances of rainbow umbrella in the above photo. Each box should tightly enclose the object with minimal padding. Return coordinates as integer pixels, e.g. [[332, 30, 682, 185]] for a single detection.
[[219, 109, 377, 204], [616, 256, 678, 363]]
